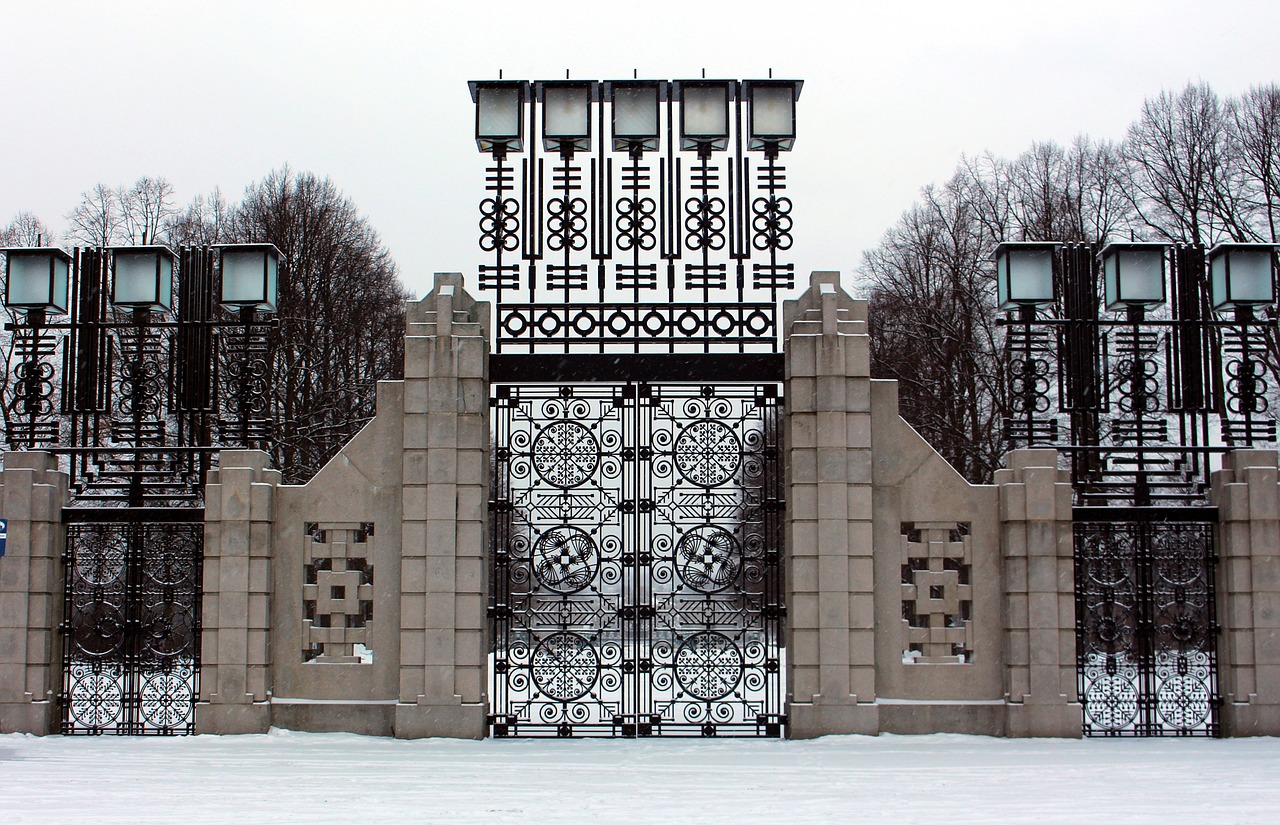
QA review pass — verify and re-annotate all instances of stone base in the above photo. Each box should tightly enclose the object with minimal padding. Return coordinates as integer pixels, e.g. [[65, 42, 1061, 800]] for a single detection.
[[878, 702, 1006, 736], [1004, 701, 1082, 738], [196, 702, 272, 735], [270, 702, 395, 736], [394, 702, 487, 739], [787, 702, 880, 738], [0, 701, 57, 735], [1222, 702, 1280, 736]]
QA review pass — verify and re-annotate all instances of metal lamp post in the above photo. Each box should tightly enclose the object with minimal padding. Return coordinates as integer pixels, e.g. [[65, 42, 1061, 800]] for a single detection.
[[111, 245, 176, 312], [3, 246, 71, 322], [609, 80, 662, 157]]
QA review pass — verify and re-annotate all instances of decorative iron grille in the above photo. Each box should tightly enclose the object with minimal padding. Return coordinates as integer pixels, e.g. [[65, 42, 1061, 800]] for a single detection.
[[475, 80, 796, 354], [1075, 518, 1218, 736], [61, 520, 203, 734], [489, 382, 785, 736]]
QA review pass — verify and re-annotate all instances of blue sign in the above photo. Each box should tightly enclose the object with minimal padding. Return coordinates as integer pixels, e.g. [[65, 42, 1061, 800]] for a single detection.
[[0, 518, 6, 557]]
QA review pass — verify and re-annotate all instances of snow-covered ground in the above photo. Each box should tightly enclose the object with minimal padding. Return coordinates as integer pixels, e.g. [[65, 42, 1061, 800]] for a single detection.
[[3, 730, 1279, 823]]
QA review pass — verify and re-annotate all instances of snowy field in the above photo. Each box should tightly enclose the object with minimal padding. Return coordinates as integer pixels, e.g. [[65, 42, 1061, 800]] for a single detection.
[[3, 731, 1280, 824]]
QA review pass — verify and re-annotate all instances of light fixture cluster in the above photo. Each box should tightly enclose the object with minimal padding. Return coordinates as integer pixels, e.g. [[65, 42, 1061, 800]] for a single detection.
[[2, 243, 281, 317], [994, 241, 1279, 313], [468, 79, 803, 159]]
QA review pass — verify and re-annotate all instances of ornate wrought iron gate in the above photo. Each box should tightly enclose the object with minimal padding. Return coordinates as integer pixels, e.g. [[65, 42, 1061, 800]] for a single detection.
[[489, 382, 784, 737], [1075, 517, 1218, 736], [61, 520, 204, 734]]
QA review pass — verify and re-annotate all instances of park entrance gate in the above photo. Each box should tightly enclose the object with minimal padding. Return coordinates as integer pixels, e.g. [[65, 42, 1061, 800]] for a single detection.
[[473, 77, 800, 736]]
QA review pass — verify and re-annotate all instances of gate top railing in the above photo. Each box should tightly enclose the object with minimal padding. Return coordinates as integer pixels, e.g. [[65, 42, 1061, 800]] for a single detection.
[[470, 78, 802, 357]]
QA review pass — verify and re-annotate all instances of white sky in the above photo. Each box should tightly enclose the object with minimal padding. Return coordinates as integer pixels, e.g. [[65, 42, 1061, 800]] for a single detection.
[[2, 0, 1279, 298]]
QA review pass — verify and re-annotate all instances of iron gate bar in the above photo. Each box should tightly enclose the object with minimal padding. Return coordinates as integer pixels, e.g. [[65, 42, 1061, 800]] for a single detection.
[[63, 508, 206, 523], [490, 353, 785, 383], [1073, 507, 1218, 523]]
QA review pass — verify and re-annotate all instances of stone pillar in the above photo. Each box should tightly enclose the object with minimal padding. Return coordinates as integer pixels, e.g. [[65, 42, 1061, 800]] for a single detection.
[[996, 448, 1080, 737], [1212, 448, 1280, 735], [396, 272, 490, 739], [198, 449, 280, 734], [0, 452, 67, 734], [784, 272, 879, 737]]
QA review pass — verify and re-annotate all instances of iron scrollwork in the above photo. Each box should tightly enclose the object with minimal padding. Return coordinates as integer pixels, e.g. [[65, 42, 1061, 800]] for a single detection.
[[490, 382, 784, 737]]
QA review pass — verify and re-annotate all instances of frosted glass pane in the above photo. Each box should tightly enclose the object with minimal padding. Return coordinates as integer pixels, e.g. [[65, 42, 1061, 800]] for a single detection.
[[222, 251, 265, 306], [1008, 249, 1053, 302], [545, 86, 590, 137], [1228, 249, 1274, 302], [478, 87, 521, 138], [7, 256, 51, 306], [683, 86, 726, 137], [1119, 250, 1163, 302], [114, 254, 160, 306], [614, 87, 658, 137], [751, 86, 793, 137]]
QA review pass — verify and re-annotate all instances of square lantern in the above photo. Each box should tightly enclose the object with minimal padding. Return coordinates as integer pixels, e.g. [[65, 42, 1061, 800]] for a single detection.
[[677, 80, 733, 152], [1209, 243, 1277, 309], [609, 80, 662, 153], [994, 242, 1059, 310], [538, 81, 594, 154], [1100, 242, 1168, 311], [2, 246, 72, 314], [217, 243, 280, 312], [110, 245, 175, 311], [469, 81, 527, 155], [744, 80, 802, 152]]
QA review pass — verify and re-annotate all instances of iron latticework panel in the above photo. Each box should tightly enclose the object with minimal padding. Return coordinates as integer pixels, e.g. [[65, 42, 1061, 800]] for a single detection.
[[490, 382, 784, 737], [61, 522, 203, 735], [1075, 519, 1218, 736]]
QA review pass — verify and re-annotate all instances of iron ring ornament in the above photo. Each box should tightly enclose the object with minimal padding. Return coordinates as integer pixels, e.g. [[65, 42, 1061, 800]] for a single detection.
[[674, 419, 742, 487], [615, 197, 657, 251], [675, 632, 744, 701], [531, 632, 600, 701], [751, 196, 794, 252], [479, 197, 521, 252], [684, 197, 727, 252], [532, 526, 598, 594], [532, 421, 600, 488], [676, 526, 740, 593]]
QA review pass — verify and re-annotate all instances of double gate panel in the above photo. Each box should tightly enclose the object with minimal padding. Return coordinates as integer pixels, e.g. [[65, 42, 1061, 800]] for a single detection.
[[1075, 517, 1219, 736], [490, 382, 784, 737], [61, 521, 203, 734]]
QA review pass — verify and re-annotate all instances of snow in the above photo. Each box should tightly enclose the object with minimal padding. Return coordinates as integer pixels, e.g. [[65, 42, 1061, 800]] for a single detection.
[[3, 730, 1280, 823]]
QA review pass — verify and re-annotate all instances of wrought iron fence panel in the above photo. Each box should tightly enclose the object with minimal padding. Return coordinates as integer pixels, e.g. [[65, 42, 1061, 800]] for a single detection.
[[490, 382, 784, 737], [1075, 519, 1218, 736], [61, 521, 203, 735]]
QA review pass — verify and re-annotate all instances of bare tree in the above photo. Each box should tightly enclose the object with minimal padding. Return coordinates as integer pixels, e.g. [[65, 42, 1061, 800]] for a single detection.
[[229, 166, 410, 483], [166, 188, 232, 247], [66, 183, 122, 247], [1227, 84, 1280, 243], [0, 212, 56, 247], [119, 176, 176, 244]]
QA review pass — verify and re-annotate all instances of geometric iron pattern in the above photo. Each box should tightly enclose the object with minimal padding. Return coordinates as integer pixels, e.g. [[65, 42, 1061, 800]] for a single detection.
[[477, 83, 793, 354], [60, 521, 203, 735], [899, 522, 973, 664], [489, 382, 785, 736], [302, 522, 375, 664], [1075, 519, 1219, 736]]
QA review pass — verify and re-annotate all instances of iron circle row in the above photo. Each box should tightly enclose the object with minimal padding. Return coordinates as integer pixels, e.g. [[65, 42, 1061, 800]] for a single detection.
[[500, 307, 773, 341]]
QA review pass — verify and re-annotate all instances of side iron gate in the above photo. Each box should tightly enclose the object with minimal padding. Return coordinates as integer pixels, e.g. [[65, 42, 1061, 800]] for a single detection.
[[62, 520, 204, 734], [489, 382, 785, 737], [1075, 517, 1219, 736]]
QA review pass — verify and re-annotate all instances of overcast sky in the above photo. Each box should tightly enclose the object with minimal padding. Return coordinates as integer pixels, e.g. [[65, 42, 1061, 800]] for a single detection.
[[3, 1, 1279, 299]]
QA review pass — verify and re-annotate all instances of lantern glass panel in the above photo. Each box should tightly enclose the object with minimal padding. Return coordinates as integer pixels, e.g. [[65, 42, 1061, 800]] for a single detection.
[[997, 246, 1054, 309], [4, 252, 69, 313], [478, 87, 521, 140], [1104, 247, 1165, 310], [613, 85, 659, 139], [682, 85, 728, 138], [1219, 247, 1274, 307], [544, 85, 590, 138], [750, 85, 794, 138], [113, 251, 173, 309], [221, 248, 278, 311]]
